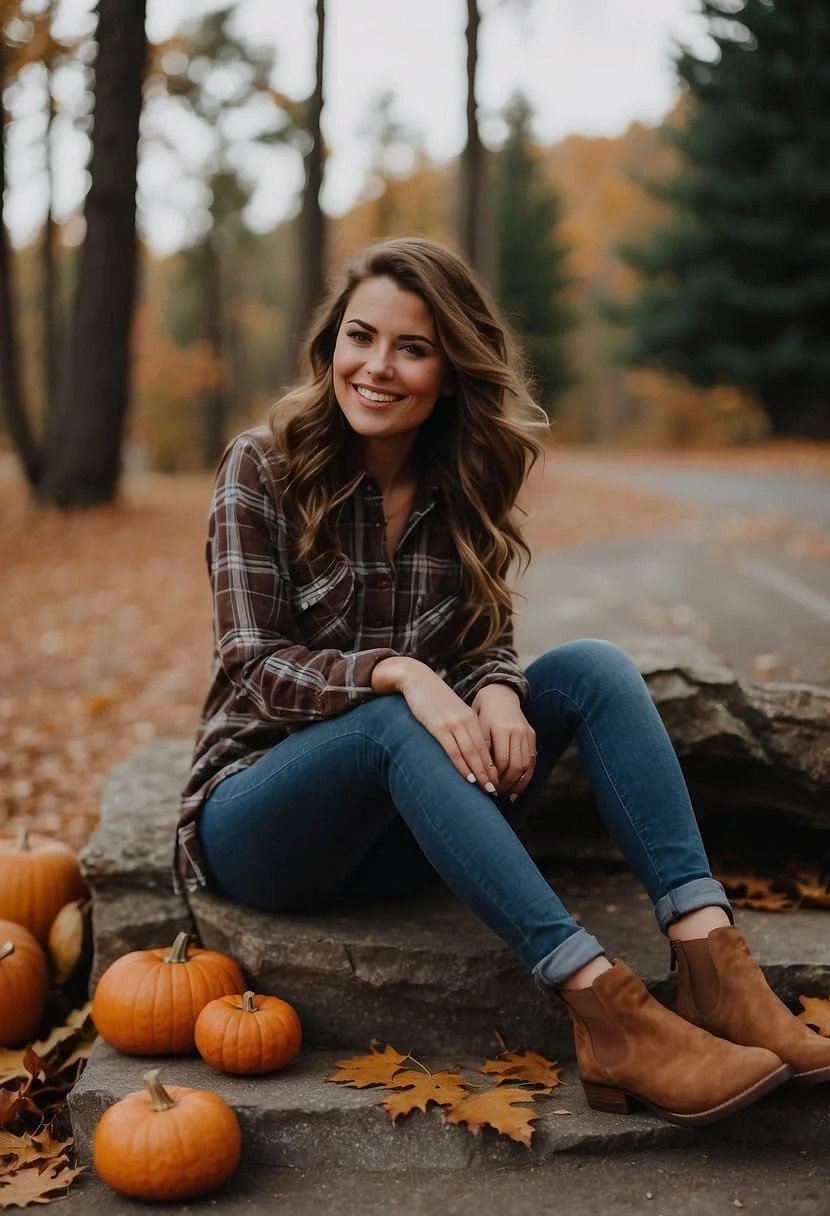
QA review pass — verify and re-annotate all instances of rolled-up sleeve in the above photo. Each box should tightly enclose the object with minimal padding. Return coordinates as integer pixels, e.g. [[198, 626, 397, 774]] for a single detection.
[[444, 614, 530, 705], [211, 437, 398, 723]]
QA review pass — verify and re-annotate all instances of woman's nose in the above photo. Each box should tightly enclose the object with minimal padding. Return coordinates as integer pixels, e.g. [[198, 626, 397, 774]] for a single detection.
[[365, 349, 393, 378]]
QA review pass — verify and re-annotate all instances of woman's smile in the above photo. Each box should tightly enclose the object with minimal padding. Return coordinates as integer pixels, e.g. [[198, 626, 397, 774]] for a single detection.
[[352, 383, 406, 407]]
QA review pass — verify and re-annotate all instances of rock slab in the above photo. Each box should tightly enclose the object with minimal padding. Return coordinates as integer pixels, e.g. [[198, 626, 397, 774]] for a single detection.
[[68, 1040, 830, 1171]]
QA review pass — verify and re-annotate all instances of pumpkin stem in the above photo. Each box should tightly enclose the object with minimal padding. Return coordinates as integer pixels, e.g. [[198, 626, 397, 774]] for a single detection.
[[163, 932, 192, 964], [0, 942, 14, 962], [242, 991, 258, 1013], [144, 1069, 177, 1112]]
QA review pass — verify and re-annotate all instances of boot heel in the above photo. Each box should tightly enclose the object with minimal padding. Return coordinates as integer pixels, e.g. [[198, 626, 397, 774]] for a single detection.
[[581, 1079, 641, 1115]]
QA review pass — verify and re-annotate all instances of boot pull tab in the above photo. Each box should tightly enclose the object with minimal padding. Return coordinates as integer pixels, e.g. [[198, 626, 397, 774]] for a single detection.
[[669, 939, 678, 972]]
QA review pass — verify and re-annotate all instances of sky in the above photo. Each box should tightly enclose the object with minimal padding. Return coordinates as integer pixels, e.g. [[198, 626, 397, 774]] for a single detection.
[[6, 0, 714, 253]]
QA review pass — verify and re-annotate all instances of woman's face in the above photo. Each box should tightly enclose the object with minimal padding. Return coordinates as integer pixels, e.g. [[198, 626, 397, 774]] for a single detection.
[[332, 275, 453, 452]]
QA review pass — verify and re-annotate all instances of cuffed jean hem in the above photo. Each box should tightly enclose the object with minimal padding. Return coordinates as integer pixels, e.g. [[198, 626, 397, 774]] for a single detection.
[[531, 929, 606, 991], [653, 877, 734, 934]]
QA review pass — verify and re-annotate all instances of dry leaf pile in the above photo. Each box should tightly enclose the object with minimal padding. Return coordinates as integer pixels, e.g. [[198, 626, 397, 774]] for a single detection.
[[0, 1002, 95, 1207], [716, 860, 830, 912], [327, 1043, 569, 1148]]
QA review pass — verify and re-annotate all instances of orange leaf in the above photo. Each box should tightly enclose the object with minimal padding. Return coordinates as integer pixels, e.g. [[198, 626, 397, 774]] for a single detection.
[[787, 869, 830, 909], [441, 1087, 542, 1147], [326, 1044, 410, 1089], [478, 1049, 564, 1093], [797, 996, 830, 1038], [378, 1070, 470, 1122], [716, 873, 800, 912], [0, 1159, 84, 1207]]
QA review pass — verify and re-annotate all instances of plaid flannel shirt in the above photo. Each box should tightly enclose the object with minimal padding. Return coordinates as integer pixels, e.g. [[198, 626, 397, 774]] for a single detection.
[[174, 426, 531, 893]]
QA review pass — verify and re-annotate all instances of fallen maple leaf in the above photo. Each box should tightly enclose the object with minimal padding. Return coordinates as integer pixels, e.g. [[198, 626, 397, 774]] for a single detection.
[[441, 1087, 542, 1148], [377, 1069, 470, 1122], [0, 1160, 84, 1208], [786, 868, 830, 909], [716, 873, 800, 912], [797, 996, 830, 1037], [478, 1049, 565, 1094], [326, 1044, 410, 1089]]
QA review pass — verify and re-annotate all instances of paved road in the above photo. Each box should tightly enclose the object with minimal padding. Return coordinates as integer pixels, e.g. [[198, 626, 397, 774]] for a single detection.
[[515, 461, 830, 686]]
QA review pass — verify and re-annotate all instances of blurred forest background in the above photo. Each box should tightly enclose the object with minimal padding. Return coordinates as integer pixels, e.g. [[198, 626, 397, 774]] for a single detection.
[[1, 0, 829, 508]]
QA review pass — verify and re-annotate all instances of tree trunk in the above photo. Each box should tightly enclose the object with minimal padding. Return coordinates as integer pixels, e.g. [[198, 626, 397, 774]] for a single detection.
[[0, 46, 41, 489], [41, 73, 60, 424], [200, 231, 227, 468], [458, 0, 484, 271], [294, 0, 326, 347], [38, 1, 147, 507]]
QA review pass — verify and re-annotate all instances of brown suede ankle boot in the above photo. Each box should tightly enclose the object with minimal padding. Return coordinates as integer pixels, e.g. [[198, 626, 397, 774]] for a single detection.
[[673, 925, 830, 1084], [559, 959, 790, 1125]]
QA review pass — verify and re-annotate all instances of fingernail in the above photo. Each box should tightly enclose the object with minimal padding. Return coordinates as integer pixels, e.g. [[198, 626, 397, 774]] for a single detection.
[[485, 782, 497, 794], [510, 793, 518, 803], [466, 773, 476, 784]]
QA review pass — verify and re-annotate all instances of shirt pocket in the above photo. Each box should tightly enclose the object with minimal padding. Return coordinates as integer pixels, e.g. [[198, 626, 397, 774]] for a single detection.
[[412, 589, 463, 665], [290, 558, 355, 648]]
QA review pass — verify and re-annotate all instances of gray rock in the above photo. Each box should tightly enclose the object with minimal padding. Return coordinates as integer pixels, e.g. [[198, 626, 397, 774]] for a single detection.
[[188, 872, 830, 1056], [526, 637, 830, 861], [68, 1039, 830, 1172], [80, 739, 194, 982]]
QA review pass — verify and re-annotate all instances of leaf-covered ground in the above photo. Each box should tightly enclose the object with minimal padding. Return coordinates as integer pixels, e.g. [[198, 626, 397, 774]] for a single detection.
[[1, 442, 828, 853]]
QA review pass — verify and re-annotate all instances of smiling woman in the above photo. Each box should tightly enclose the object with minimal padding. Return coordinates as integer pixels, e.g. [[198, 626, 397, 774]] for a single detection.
[[175, 236, 830, 1132]]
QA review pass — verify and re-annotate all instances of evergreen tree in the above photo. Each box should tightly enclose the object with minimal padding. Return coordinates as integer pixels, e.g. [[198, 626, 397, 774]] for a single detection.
[[621, 0, 830, 438], [494, 93, 573, 412]]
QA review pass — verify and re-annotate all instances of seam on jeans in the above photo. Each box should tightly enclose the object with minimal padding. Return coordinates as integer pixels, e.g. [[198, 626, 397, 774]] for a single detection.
[[385, 751, 556, 965], [528, 684, 667, 892], [205, 728, 371, 805]]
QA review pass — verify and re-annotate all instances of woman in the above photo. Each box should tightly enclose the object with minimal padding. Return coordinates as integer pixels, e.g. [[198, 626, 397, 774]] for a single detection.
[[175, 237, 830, 1125]]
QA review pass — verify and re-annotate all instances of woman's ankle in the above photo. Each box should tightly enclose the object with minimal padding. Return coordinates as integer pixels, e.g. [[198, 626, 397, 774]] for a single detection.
[[667, 906, 731, 942], [558, 955, 613, 991]]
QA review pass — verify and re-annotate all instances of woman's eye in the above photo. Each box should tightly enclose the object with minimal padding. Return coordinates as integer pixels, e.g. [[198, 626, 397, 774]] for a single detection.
[[346, 330, 371, 344], [402, 344, 427, 357]]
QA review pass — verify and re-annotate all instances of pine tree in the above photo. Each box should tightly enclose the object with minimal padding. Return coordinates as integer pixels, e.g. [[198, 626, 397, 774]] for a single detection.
[[494, 93, 573, 413], [621, 0, 830, 438]]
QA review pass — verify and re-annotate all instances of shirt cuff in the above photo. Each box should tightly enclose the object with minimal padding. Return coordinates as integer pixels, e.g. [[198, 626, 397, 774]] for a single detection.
[[312, 648, 400, 717]]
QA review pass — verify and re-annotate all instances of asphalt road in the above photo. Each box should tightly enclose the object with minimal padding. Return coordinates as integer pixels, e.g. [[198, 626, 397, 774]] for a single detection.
[[515, 461, 830, 686]]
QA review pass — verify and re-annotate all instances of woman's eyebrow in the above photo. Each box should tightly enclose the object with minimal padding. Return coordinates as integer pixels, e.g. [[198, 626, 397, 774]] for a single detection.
[[345, 317, 436, 347]]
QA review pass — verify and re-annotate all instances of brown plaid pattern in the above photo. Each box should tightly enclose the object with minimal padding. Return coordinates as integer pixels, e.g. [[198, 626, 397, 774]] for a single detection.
[[175, 427, 530, 893]]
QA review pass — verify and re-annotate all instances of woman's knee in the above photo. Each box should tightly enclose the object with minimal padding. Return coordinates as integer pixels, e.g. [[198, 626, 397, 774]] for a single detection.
[[528, 639, 644, 698]]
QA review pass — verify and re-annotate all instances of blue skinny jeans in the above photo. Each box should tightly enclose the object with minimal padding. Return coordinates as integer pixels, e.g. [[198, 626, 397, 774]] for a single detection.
[[198, 639, 731, 988]]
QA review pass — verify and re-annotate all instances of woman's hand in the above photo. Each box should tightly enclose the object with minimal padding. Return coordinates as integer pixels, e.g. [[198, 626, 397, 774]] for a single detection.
[[471, 684, 536, 802], [372, 656, 498, 793]]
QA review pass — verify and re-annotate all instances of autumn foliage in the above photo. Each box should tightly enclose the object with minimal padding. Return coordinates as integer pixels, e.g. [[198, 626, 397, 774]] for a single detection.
[[327, 1044, 568, 1147]]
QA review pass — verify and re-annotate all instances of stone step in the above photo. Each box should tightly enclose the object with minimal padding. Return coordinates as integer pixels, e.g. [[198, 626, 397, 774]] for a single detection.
[[68, 1040, 830, 1172], [186, 871, 830, 1058]]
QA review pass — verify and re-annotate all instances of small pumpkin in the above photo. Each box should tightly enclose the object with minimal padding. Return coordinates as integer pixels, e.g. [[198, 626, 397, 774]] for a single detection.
[[93, 1069, 241, 1201], [92, 931, 246, 1055], [0, 829, 88, 944], [0, 919, 49, 1047], [48, 898, 92, 986], [195, 990, 302, 1075]]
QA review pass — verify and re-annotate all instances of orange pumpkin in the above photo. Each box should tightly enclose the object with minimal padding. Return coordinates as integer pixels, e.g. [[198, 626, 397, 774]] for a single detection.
[[92, 931, 246, 1055], [93, 1069, 241, 1201], [0, 919, 48, 1047], [195, 990, 302, 1075], [0, 830, 88, 944]]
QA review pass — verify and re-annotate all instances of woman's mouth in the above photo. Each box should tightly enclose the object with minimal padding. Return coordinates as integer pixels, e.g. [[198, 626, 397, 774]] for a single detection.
[[352, 384, 405, 407]]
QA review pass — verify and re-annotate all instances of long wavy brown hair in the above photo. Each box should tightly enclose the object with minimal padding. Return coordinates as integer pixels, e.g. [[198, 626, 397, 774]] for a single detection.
[[268, 237, 550, 656]]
